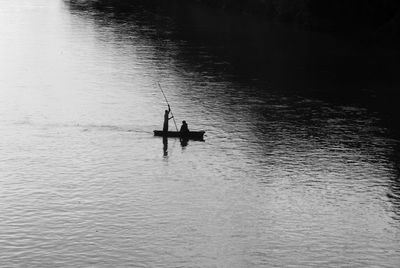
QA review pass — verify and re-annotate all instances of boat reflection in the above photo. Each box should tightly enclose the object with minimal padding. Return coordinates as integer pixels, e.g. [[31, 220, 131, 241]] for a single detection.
[[163, 136, 190, 156]]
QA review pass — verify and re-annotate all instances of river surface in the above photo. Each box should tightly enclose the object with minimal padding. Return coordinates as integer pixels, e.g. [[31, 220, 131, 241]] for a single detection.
[[1, 0, 400, 267]]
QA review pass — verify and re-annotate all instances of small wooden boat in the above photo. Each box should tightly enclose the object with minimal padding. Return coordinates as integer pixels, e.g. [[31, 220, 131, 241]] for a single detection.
[[153, 130, 205, 140]]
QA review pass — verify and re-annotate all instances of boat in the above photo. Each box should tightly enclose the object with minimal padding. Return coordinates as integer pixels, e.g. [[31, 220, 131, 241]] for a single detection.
[[153, 130, 205, 140]]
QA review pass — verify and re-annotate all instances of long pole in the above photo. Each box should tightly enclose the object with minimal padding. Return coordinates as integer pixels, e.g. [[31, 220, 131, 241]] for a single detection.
[[158, 82, 179, 132]]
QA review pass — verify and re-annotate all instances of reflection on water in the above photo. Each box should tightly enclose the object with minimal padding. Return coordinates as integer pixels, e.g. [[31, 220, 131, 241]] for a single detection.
[[0, 0, 400, 267], [163, 136, 168, 157]]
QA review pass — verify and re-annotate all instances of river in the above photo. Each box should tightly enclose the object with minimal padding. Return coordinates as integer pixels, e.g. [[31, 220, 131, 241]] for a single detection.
[[0, 0, 399, 267]]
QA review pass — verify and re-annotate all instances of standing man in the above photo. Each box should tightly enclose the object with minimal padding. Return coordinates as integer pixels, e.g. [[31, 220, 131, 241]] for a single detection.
[[163, 104, 173, 132]]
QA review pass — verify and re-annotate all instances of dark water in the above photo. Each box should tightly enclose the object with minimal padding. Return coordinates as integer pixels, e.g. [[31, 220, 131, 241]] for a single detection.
[[0, 0, 399, 267]]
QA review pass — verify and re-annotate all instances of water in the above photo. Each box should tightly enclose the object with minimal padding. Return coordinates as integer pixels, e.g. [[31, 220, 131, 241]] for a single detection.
[[1, 0, 400, 267]]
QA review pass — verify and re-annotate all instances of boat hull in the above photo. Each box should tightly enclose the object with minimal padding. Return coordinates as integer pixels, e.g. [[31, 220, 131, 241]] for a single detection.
[[153, 130, 205, 140]]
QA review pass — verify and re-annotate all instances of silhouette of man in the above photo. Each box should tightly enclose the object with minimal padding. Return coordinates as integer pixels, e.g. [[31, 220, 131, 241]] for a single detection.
[[180, 120, 189, 135], [163, 105, 173, 132]]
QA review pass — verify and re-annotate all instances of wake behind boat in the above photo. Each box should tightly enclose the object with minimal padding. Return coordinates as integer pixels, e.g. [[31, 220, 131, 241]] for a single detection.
[[153, 130, 205, 140]]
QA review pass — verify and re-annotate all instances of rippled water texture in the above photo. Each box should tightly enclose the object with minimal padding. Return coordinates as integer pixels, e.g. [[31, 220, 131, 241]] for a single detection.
[[1, 0, 400, 267]]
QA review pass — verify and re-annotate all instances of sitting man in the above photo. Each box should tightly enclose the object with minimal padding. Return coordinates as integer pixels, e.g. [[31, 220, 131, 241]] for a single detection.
[[180, 120, 189, 135]]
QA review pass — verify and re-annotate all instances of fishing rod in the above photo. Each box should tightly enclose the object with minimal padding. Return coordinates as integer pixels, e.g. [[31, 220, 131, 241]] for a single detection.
[[158, 82, 179, 132]]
